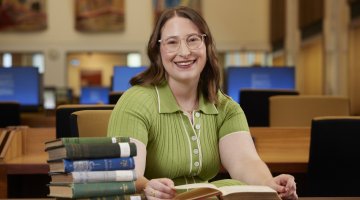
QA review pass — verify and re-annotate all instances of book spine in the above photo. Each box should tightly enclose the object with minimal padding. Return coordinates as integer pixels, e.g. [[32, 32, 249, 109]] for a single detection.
[[71, 170, 137, 183], [65, 142, 137, 159], [64, 157, 135, 172], [72, 181, 136, 198], [61, 137, 130, 144]]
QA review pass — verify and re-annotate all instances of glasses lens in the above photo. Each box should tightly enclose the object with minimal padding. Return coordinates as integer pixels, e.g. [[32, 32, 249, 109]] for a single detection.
[[161, 34, 204, 52], [164, 37, 180, 52], [186, 34, 203, 50]]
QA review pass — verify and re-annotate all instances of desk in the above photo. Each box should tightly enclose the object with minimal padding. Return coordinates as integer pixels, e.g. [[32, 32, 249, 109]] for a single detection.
[[299, 198, 360, 200], [21, 112, 56, 127], [250, 127, 310, 173], [0, 127, 55, 198], [0, 127, 310, 198]]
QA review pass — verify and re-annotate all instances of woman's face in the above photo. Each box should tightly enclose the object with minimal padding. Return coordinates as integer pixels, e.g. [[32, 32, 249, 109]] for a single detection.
[[159, 16, 206, 85]]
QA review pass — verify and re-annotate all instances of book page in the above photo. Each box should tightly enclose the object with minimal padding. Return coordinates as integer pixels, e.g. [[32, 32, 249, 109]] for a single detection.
[[174, 187, 221, 200], [175, 183, 218, 190], [174, 183, 222, 200], [174, 184, 280, 200], [219, 185, 277, 196]]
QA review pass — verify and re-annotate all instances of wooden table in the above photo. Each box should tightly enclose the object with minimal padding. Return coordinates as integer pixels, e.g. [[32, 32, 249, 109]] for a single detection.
[[0, 126, 310, 198], [250, 127, 310, 173], [299, 198, 360, 200], [0, 127, 55, 198]]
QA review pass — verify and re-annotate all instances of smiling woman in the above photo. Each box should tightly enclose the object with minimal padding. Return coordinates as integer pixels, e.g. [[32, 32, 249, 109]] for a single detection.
[[158, 16, 207, 105], [107, 6, 298, 200]]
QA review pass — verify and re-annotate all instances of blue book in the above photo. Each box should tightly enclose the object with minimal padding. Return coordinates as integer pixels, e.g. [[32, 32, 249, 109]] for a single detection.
[[48, 157, 135, 173]]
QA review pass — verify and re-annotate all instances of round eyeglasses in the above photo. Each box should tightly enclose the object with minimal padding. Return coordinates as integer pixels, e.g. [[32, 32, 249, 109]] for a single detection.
[[158, 34, 206, 53]]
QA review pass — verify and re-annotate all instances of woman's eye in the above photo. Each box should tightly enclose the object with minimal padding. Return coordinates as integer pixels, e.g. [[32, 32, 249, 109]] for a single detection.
[[188, 36, 200, 42], [166, 40, 179, 45]]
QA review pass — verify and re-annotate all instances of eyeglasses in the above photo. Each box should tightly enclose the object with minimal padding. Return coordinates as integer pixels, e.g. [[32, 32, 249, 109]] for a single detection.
[[158, 33, 206, 53]]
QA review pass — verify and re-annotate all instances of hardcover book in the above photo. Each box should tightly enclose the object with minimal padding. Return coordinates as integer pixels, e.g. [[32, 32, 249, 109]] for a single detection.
[[75, 194, 145, 200], [48, 181, 136, 198], [50, 170, 137, 183], [46, 142, 137, 161], [174, 183, 281, 200], [45, 136, 130, 149], [48, 157, 135, 173]]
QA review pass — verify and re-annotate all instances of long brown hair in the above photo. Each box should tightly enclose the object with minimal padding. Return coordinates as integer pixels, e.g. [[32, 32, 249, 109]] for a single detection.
[[130, 6, 221, 103]]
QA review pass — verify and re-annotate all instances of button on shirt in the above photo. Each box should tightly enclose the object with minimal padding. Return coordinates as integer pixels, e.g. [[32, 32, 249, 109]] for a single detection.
[[107, 83, 250, 186], [195, 112, 201, 118]]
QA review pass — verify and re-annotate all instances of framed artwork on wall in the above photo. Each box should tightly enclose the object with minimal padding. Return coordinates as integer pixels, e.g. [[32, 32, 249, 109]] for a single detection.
[[80, 69, 102, 86], [0, 0, 47, 32], [75, 0, 125, 32], [153, 0, 201, 24]]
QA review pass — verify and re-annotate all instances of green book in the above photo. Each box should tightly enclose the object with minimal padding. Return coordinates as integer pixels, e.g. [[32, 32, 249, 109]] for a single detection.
[[45, 136, 130, 150], [46, 142, 137, 161], [48, 181, 136, 198], [75, 194, 145, 200]]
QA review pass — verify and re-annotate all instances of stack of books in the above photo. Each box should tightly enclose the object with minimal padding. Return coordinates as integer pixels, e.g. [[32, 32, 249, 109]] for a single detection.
[[44, 136, 144, 199]]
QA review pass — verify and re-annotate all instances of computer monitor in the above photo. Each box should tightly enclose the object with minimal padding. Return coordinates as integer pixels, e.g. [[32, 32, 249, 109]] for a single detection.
[[80, 86, 110, 104], [112, 66, 147, 91], [0, 67, 41, 110], [226, 66, 295, 103]]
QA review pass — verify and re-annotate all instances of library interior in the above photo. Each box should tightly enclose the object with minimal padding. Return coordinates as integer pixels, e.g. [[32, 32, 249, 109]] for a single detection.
[[1, 0, 360, 199]]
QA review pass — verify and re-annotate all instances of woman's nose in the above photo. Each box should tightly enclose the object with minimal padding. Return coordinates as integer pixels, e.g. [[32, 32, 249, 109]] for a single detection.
[[177, 40, 191, 57]]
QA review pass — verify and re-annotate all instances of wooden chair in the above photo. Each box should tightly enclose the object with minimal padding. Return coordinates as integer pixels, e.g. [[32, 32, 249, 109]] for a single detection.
[[69, 110, 112, 137], [269, 95, 350, 127], [305, 116, 360, 196], [239, 89, 299, 126], [55, 104, 114, 138]]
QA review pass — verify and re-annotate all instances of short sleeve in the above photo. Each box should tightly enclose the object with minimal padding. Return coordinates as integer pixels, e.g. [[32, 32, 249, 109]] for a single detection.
[[217, 94, 250, 139], [107, 86, 157, 145]]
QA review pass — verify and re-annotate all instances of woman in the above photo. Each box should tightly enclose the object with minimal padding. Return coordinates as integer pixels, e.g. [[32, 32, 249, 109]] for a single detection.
[[107, 6, 298, 200]]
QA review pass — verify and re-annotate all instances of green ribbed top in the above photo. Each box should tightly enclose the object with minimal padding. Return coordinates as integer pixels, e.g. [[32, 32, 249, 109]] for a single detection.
[[107, 83, 249, 185]]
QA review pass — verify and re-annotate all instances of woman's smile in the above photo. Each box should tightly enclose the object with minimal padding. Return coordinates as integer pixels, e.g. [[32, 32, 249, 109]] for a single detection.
[[174, 59, 196, 69]]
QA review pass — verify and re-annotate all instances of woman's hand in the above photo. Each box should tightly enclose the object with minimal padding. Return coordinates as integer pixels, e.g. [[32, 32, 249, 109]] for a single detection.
[[143, 178, 176, 200], [266, 174, 298, 200]]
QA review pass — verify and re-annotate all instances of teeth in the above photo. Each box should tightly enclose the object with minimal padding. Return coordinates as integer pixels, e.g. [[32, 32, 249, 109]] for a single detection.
[[176, 61, 193, 66]]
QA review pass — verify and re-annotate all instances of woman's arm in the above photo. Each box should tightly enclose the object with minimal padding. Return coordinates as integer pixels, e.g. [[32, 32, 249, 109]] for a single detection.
[[219, 132, 298, 200], [132, 138, 176, 200], [219, 132, 273, 185], [131, 138, 148, 191]]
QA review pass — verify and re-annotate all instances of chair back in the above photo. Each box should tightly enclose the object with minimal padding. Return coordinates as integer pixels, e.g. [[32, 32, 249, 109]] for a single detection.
[[0, 101, 21, 128], [269, 95, 350, 127], [108, 91, 124, 104], [55, 104, 114, 138], [239, 89, 299, 126], [70, 110, 112, 137], [306, 116, 360, 196]]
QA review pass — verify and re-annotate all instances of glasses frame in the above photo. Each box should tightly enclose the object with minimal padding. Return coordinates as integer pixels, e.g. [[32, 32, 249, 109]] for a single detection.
[[158, 33, 206, 53]]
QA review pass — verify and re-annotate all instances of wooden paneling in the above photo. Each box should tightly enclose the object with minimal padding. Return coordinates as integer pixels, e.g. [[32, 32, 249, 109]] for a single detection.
[[270, 0, 286, 50], [349, 25, 360, 115], [299, 0, 324, 39], [298, 36, 324, 95]]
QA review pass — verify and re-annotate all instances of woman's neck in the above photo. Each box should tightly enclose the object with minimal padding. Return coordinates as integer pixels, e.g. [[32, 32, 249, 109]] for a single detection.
[[168, 79, 199, 113]]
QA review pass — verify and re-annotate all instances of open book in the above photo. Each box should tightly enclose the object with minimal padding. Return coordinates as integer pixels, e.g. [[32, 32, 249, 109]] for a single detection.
[[174, 183, 281, 200]]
